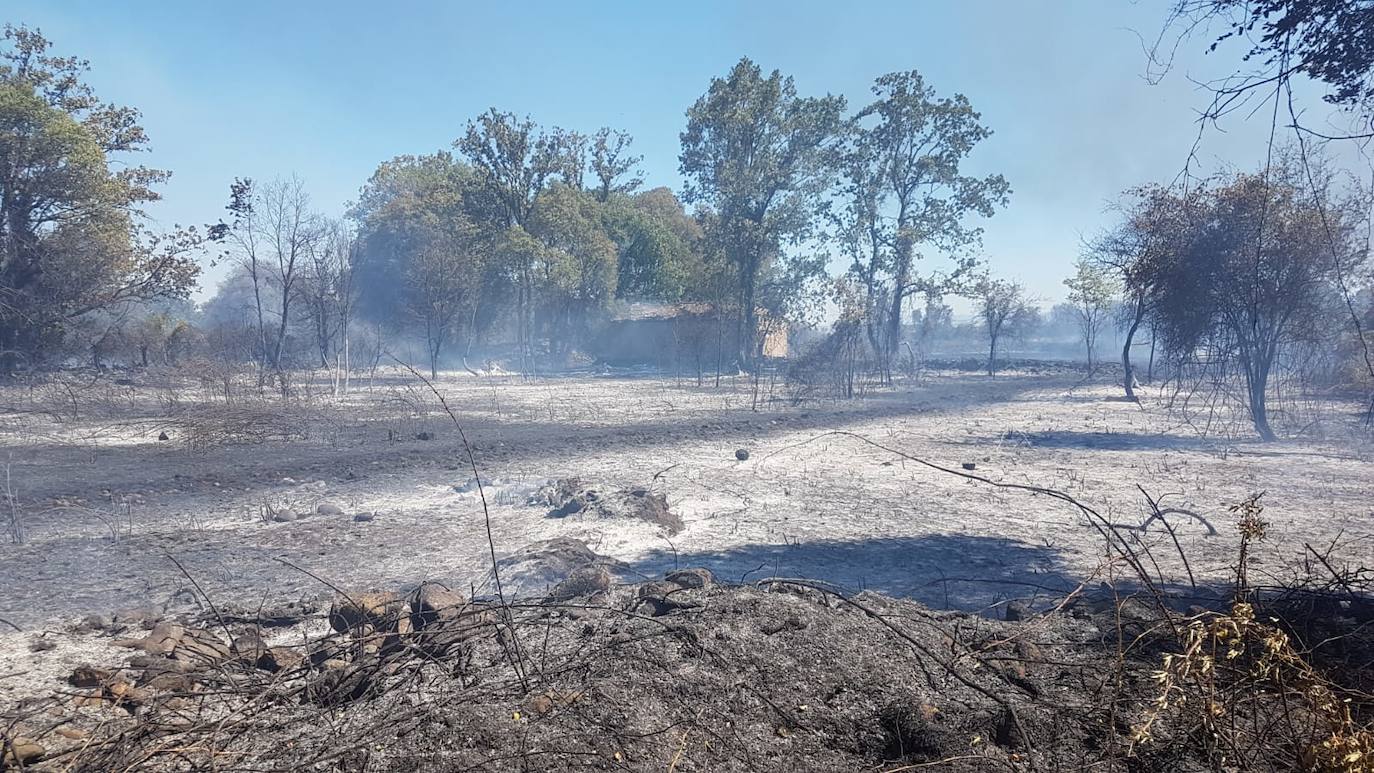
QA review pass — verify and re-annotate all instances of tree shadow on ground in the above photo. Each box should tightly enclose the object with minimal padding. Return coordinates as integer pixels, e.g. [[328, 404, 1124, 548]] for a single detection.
[[629, 533, 1229, 617], [989, 429, 1213, 452], [629, 533, 1082, 614]]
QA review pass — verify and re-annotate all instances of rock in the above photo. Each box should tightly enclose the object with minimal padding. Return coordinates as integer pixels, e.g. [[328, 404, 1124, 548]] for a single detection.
[[112, 607, 159, 629], [961, 462, 977, 471], [316, 502, 345, 516], [158, 431, 169, 441], [111, 623, 180, 655], [635, 581, 704, 617], [136, 663, 193, 692], [665, 567, 714, 590], [271, 509, 297, 523], [352, 511, 375, 522], [546, 566, 612, 602], [1014, 639, 1043, 664], [495, 538, 608, 597], [735, 448, 750, 461], [410, 585, 469, 630], [231, 634, 268, 664], [1004, 600, 1032, 622], [3, 738, 44, 766], [129, 655, 194, 674], [258, 646, 305, 673], [69, 665, 116, 688], [146, 622, 185, 654], [171, 629, 231, 664], [329, 591, 407, 634], [106, 677, 153, 707], [544, 483, 682, 534]]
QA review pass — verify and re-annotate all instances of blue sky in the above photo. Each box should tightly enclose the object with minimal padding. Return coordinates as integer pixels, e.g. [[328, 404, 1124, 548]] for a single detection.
[[7, 1, 1346, 305]]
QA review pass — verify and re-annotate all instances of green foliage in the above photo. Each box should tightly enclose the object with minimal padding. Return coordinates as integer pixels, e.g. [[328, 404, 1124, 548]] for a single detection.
[[527, 185, 618, 352], [0, 26, 203, 371], [680, 57, 846, 362], [599, 187, 705, 301], [1063, 257, 1118, 366], [842, 70, 1010, 370]]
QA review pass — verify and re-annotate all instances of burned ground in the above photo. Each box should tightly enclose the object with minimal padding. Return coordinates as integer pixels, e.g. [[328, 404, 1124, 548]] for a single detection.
[[0, 367, 1371, 770]]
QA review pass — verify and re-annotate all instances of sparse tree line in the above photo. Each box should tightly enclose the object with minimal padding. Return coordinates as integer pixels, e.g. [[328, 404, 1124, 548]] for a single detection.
[[2, 22, 1372, 441]]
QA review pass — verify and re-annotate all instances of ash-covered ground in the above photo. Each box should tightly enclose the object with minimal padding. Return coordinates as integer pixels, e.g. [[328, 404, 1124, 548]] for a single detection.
[[0, 367, 1370, 755]]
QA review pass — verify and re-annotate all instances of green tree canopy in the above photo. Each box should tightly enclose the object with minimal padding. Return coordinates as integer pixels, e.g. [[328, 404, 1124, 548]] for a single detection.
[[679, 57, 846, 364]]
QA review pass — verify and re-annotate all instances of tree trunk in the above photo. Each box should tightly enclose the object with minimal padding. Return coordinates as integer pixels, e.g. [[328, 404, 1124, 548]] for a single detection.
[[739, 269, 757, 367], [1250, 377, 1276, 441], [1121, 296, 1145, 401], [1245, 352, 1277, 442]]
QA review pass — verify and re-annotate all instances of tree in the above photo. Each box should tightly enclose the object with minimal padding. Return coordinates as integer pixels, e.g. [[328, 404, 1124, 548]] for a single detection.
[[526, 184, 619, 357], [352, 154, 488, 377], [1063, 257, 1117, 368], [600, 187, 704, 301], [295, 218, 358, 381], [1148, 156, 1359, 440], [679, 57, 846, 365], [455, 110, 578, 365], [0, 26, 202, 374], [843, 71, 1009, 377], [1162, 0, 1374, 135], [406, 230, 483, 379], [590, 128, 643, 202], [974, 276, 1038, 376], [219, 177, 323, 383], [1089, 185, 1196, 400]]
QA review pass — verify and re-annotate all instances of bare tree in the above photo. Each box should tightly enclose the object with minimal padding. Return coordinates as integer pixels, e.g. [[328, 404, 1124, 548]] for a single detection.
[[296, 219, 359, 390], [221, 176, 323, 388], [1087, 185, 1195, 400], [260, 177, 323, 380]]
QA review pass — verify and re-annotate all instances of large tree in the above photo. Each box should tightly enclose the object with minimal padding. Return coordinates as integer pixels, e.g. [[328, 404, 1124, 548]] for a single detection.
[[0, 26, 201, 373], [679, 57, 846, 365], [600, 187, 705, 301], [843, 71, 1009, 377], [526, 184, 618, 357], [455, 110, 581, 365], [219, 176, 323, 382], [352, 153, 490, 376], [1148, 154, 1360, 440]]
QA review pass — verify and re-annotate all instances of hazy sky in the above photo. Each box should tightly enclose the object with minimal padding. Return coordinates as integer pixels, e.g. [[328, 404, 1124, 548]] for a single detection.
[[7, 1, 1350, 305]]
